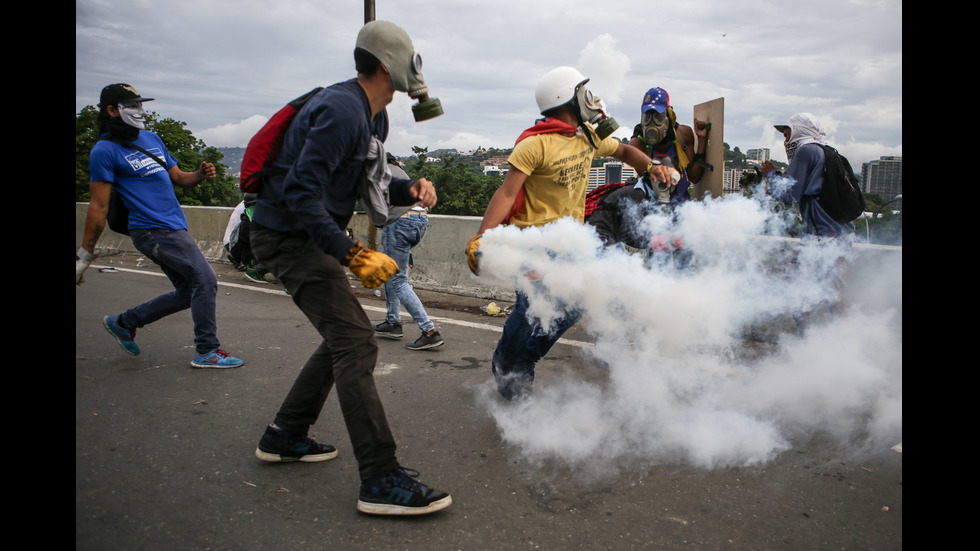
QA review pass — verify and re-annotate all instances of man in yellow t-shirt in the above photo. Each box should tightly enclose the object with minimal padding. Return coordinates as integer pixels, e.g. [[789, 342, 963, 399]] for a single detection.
[[466, 66, 673, 401], [505, 130, 619, 227]]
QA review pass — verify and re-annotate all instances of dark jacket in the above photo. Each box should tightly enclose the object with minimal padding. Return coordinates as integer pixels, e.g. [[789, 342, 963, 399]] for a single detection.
[[252, 79, 416, 262]]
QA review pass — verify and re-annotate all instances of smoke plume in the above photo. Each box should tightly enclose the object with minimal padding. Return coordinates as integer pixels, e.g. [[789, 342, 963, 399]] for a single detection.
[[476, 191, 902, 476]]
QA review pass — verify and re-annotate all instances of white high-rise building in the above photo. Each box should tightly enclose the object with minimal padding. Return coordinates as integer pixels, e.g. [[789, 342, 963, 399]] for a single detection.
[[587, 162, 637, 193], [746, 148, 770, 163]]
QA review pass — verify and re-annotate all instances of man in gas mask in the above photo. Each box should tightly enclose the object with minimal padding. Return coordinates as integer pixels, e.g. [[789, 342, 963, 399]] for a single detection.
[[465, 66, 672, 401], [248, 20, 451, 516], [77, 83, 245, 369], [629, 87, 709, 207], [626, 87, 711, 270]]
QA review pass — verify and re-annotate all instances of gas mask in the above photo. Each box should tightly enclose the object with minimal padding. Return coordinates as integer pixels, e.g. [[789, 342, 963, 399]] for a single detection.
[[356, 20, 443, 122], [573, 85, 619, 140], [641, 108, 670, 145], [118, 102, 147, 129]]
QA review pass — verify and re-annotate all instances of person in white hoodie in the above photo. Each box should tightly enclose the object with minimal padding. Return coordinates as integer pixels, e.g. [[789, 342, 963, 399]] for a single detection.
[[761, 112, 854, 331]]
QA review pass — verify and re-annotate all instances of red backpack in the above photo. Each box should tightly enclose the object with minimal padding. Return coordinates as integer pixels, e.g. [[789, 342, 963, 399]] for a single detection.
[[584, 182, 627, 218], [239, 87, 322, 193]]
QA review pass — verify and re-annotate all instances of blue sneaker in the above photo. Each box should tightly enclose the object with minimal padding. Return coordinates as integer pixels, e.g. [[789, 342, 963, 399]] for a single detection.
[[357, 467, 452, 515], [103, 314, 139, 355], [191, 348, 244, 369], [254, 425, 338, 463]]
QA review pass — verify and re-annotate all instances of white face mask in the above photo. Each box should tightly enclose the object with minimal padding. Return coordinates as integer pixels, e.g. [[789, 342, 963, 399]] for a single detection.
[[118, 102, 146, 129]]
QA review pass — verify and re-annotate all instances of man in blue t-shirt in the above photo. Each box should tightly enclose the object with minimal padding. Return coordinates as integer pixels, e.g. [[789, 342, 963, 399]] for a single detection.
[[76, 83, 244, 369]]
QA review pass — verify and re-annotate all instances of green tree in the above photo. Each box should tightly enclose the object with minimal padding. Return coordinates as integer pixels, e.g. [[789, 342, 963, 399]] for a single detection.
[[76, 106, 100, 201], [75, 107, 241, 207], [408, 151, 501, 216], [410, 145, 429, 173], [723, 142, 751, 168]]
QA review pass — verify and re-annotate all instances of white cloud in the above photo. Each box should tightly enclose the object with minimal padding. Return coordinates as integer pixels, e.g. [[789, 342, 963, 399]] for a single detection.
[[195, 114, 268, 148], [576, 34, 630, 105], [77, 0, 901, 167]]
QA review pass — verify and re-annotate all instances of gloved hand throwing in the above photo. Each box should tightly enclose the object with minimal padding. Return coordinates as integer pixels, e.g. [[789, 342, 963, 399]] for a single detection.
[[465, 235, 482, 275], [76, 247, 95, 285], [343, 241, 398, 289]]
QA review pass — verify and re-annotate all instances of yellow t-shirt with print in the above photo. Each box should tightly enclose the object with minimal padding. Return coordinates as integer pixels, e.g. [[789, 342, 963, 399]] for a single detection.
[[506, 129, 621, 228]]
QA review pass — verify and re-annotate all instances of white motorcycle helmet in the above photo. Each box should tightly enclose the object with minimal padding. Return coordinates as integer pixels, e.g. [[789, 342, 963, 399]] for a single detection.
[[534, 66, 618, 139], [535, 66, 589, 114]]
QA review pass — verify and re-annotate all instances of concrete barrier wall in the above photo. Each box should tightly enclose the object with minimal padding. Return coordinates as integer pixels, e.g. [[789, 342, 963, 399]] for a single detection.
[[75, 203, 514, 300], [76, 203, 902, 305]]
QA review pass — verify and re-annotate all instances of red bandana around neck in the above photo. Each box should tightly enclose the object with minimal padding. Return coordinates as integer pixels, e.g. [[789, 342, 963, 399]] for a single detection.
[[515, 117, 578, 144]]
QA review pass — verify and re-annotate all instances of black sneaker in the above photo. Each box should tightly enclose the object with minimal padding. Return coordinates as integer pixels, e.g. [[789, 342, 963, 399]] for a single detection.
[[406, 330, 443, 350], [254, 425, 338, 463], [357, 467, 452, 515], [374, 320, 403, 339]]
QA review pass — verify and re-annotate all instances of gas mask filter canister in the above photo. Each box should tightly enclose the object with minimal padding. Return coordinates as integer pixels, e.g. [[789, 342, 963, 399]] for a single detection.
[[575, 85, 619, 139]]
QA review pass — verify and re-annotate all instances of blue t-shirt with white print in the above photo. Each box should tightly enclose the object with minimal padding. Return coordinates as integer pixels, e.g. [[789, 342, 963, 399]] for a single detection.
[[89, 130, 186, 231]]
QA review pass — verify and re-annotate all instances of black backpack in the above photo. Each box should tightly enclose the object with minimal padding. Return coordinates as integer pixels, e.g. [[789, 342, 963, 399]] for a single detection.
[[817, 144, 865, 223]]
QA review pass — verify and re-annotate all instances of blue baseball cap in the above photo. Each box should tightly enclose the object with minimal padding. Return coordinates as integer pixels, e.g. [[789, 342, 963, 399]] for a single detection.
[[641, 87, 670, 114]]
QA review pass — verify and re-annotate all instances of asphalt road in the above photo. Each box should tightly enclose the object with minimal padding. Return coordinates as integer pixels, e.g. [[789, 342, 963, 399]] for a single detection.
[[76, 253, 902, 550]]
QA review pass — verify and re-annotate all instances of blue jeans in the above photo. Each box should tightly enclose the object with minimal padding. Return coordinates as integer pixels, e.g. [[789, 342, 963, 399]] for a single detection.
[[120, 228, 219, 354], [381, 215, 434, 333], [492, 289, 582, 386]]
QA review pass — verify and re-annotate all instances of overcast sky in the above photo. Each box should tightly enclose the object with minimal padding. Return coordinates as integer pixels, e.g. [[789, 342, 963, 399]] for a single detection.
[[76, 0, 901, 167]]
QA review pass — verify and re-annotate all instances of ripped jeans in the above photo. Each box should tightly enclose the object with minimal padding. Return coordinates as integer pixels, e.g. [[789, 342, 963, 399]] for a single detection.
[[381, 214, 434, 333]]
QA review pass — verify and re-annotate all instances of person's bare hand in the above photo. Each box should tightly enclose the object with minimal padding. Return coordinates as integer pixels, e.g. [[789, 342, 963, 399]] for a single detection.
[[410, 178, 437, 208]]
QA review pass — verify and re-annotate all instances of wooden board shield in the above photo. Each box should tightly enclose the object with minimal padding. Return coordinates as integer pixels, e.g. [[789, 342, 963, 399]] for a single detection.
[[692, 97, 724, 200]]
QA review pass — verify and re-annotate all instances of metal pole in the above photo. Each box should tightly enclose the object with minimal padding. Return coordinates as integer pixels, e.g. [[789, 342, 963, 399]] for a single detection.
[[364, 0, 374, 23], [364, 0, 378, 251]]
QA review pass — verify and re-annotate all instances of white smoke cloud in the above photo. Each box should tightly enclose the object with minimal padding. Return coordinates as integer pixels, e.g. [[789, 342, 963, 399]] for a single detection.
[[475, 193, 902, 478], [577, 34, 630, 105]]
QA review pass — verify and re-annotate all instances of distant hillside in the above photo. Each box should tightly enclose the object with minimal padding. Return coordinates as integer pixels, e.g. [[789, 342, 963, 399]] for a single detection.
[[217, 146, 410, 177], [217, 143, 775, 176], [216, 147, 246, 175]]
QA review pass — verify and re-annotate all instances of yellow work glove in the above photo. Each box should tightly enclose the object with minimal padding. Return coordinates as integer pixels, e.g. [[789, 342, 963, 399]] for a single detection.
[[465, 235, 482, 275], [343, 242, 398, 289]]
